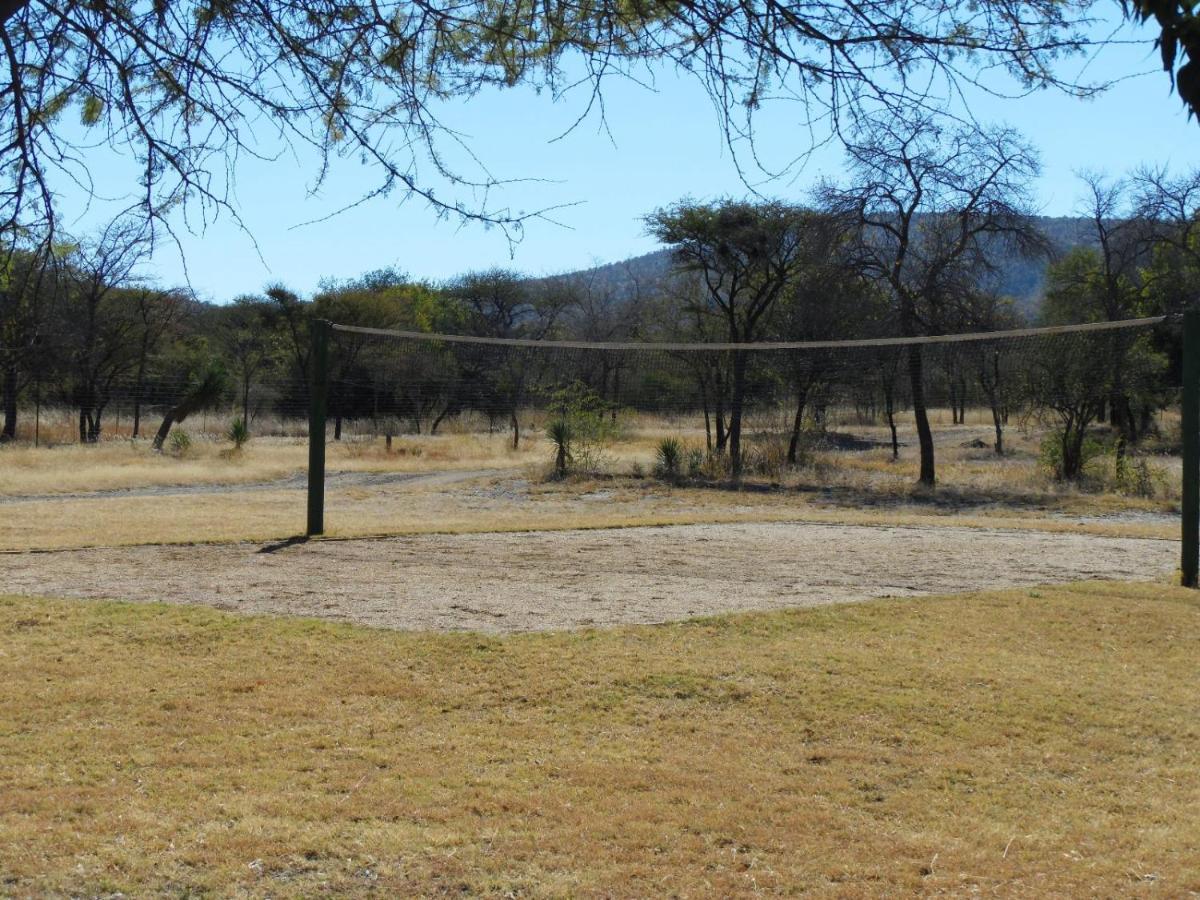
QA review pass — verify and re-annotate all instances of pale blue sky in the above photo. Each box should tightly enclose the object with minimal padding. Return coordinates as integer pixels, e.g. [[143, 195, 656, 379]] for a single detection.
[[57, 10, 1197, 303]]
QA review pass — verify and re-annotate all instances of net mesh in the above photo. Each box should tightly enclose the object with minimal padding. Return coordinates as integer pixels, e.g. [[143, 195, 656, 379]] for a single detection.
[[326, 318, 1180, 457]]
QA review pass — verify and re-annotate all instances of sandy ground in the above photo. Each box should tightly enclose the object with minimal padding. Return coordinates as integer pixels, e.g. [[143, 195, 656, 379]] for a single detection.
[[0, 522, 1178, 632]]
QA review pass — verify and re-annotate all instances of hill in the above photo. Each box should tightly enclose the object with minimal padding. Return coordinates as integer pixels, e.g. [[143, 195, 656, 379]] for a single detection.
[[557, 216, 1100, 319]]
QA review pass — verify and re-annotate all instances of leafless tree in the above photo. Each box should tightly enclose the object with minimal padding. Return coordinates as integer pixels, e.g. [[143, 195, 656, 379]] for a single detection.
[[1134, 165, 1200, 312], [821, 113, 1045, 485], [59, 217, 153, 442]]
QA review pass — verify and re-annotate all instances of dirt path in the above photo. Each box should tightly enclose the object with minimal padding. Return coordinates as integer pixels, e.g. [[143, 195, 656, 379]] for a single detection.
[[0, 468, 504, 503], [1, 522, 1177, 633]]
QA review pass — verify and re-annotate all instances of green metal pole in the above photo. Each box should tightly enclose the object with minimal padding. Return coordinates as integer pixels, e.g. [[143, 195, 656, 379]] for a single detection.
[[306, 319, 331, 537], [1182, 308, 1199, 587]]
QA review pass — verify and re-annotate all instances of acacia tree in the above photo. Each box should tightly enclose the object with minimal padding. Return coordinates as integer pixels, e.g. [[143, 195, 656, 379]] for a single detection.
[[647, 199, 831, 478], [445, 268, 568, 448], [821, 115, 1044, 486], [0, 0, 1115, 260], [755, 211, 870, 464]]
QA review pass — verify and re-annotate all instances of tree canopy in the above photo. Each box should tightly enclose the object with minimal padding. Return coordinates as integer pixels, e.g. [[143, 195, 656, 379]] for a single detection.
[[0, 0, 1112, 252]]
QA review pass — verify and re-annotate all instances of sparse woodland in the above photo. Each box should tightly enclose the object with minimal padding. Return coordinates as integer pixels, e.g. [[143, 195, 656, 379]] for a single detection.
[[2, 163, 1198, 492]]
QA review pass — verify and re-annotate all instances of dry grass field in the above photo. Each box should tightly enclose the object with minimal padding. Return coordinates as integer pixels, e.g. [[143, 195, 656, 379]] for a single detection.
[[2, 582, 1198, 896], [1, 414, 1192, 895], [0, 413, 1184, 551]]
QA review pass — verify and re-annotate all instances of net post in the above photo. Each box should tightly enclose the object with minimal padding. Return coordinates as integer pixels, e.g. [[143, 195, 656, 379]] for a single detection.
[[306, 319, 331, 537], [1182, 308, 1200, 588]]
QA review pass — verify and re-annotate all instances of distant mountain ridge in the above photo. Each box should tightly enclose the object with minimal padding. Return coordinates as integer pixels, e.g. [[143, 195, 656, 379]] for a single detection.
[[557, 216, 1101, 318]]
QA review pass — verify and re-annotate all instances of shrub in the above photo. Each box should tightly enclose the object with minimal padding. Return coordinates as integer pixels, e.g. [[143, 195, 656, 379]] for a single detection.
[[168, 429, 193, 457], [544, 382, 618, 478], [654, 437, 683, 481], [228, 418, 250, 449], [1039, 431, 1103, 482], [742, 434, 789, 479], [1113, 453, 1168, 499], [546, 419, 574, 479]]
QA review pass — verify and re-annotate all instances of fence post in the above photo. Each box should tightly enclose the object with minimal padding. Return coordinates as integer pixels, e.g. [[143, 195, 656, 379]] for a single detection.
[[1182, 308, 1199, 587], [307, 319, 331, 537]]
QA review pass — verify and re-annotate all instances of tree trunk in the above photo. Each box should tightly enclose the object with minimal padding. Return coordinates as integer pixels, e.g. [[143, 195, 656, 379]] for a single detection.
[[786, 388, 808, 465], [699, 377, 712, 454], [884, 389, 899, 461], [728, 349, 747, 480], [510, 409, 519, 450], [991, 403, 1004, 456], [1, 363, 17, 442], [1062, 422, 1087, 481], [431, 406, 453, 434], [132, 337, 149, 439], [714, 366, 728, 454], [152, 411, 176, 451], [908, 345, 936, 486]]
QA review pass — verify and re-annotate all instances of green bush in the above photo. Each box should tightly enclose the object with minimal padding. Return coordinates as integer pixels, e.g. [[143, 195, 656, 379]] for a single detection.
[[546, 418, 574, 479], [654, 437, 683, 481], [544, 382, 618, 478], [1039, 431, 1103, 481], [168, 429, 193, 458], [228, 418, 250, 449], [1112, 453, 1168, 499]]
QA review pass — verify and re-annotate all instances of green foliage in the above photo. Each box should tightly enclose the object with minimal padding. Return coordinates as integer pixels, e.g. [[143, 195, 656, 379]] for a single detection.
[[544, 382, 618, 477], [1125, 0, 1200, 116], [654, 437, 683, 481], [228, 418, 250, 449], [168, 429, 193, 457], [546, 418, 574, 478], [1112, 453, 1169, 499], [1039, 432, 1103, 482], [80, 94, 105, 126]]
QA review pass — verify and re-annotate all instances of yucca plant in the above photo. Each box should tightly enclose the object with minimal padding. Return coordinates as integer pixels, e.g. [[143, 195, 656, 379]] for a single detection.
[[547, 418, 573, 478], [655, 437, 683, 481], [228, 418, 250, 450]]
